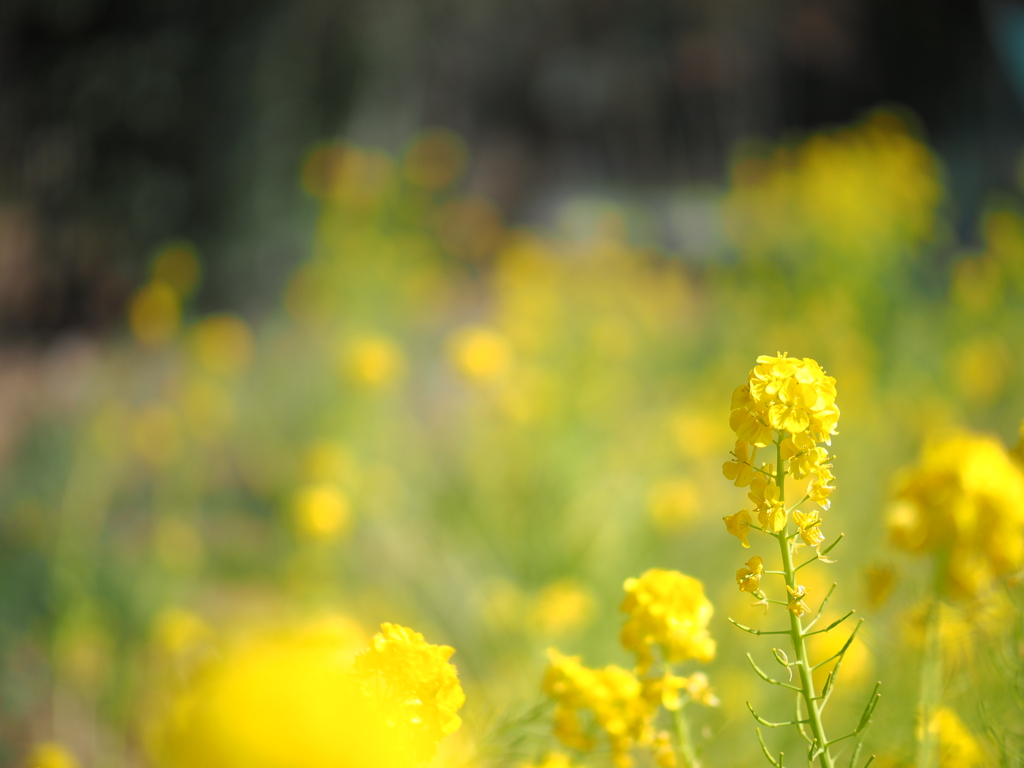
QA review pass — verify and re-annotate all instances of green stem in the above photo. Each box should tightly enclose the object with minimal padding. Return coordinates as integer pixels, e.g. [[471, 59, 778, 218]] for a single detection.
[[915, 599, 942, 768], [776, 435, 834, 768], [672, 704, 701, 768]]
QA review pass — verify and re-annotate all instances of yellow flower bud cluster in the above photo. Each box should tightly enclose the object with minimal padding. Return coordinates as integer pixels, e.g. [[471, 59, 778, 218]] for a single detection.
[[723, 353, 838, 547], [542, 649, 654, 767], [888, 432, 1024, 599], [620, 569, 716, 673], [354, 622, 466, 759], [542, 570, 718, 768]]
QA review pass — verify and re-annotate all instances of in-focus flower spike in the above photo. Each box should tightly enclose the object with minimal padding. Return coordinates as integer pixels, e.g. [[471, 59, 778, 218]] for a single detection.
[[722, 353, 876, 768]]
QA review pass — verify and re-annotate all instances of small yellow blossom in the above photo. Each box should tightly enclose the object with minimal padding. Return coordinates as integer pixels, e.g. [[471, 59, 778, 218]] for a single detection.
[[786, 584, 810, 618], [793, 509, 825, 548], [620, 569, 715, 673], [722, 440, 755, 487], [723, 509, 753, 547], [736, 556, 764, 593]]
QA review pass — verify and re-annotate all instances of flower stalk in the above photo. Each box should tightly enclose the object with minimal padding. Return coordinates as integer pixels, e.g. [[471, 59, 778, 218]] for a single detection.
[[723, 353, 879, 768]]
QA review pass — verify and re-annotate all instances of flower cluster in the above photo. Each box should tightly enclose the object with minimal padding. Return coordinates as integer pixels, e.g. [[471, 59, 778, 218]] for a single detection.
[[888, 432, 1024, 599], [721, 355, 875, 768], [354, 622, 466, 758], [542, 571, 717, 768], [620, 569, 716, 673], [542, 649, 654, 767], [724, 353, 838, 546]]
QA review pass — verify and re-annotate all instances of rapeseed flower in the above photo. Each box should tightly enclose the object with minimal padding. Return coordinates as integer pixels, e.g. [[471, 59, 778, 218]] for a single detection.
[[542, 649, 653, 767], [888, 431, 1024, 598], [620, 569, 715, 673], [355, 622, 466, 758]]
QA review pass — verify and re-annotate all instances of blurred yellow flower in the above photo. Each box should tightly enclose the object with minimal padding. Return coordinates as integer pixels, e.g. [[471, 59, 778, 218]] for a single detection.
[[129, 281, 181, 346], [291, 483, 351, 539], [620, 569, 715, 673], [725, 111, 941, 273], [543, 649, 653, 767], [342, 335, 405, 389], [529, 579, 596, 637], [647, 478, 699, 530], [25, 743, 79, 768], [192, 315, 254, 377], [888, 431, 1024, 598], [149, 617, 415, 768], [355, 622, 466, 758], [448, 325, 513, 382], [922, 708, 985, 768]]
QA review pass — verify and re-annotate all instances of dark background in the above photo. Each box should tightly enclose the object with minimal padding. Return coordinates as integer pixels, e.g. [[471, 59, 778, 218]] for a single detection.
[[1, 0, 1022, 337]]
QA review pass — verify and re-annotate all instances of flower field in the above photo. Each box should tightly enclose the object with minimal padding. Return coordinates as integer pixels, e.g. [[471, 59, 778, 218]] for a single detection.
[[4, 111, 1024, 768]]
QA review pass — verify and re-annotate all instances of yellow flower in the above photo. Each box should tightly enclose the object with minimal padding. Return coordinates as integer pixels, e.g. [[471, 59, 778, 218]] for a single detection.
[[724, 509, 753, 547], [722, 440, 755, 487], [620, 570, 715, 673], [342, 335, 405, 389], [640, 671, 690, 711], [291, 483, 351, 540], [758, 501, 787, 534], [923, 708, 985, 768], [652, 731, 676, 768], [542, 649, 654, 768], [786, 585, 810, 618], [793, 510, 825, 548], [26, 743, 79, 768], [736, 556, 764, 593], [355, 623, 466, 758], [682, 671, 719, 707], [888, 431, 1024, 599], [732, 353, 839, 443], [448, 325, 513, 382], [148, 617, 415, 768]]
